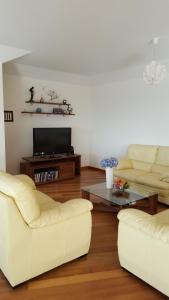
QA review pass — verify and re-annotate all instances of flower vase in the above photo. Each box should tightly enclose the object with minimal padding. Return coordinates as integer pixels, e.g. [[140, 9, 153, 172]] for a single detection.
[[105, 167, 113, 189]]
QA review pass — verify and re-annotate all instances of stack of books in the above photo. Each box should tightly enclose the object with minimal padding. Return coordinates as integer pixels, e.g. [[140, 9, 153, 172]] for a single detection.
[[34, 169, 58, 183]]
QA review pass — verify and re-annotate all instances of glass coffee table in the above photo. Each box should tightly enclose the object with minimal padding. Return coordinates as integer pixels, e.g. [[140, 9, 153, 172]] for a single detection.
[[81, 182, 158, 215]]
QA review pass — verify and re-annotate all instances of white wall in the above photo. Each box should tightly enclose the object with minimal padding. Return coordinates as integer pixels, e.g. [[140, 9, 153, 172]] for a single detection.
[[4, 74, 91, 174], [90, 77, 169, 167], [5, 71, 169, 173], [0, 64, 6, 170]]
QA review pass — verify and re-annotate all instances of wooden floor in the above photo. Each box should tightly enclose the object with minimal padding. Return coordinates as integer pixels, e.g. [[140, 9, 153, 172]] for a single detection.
[[0, 168, 168, 300]]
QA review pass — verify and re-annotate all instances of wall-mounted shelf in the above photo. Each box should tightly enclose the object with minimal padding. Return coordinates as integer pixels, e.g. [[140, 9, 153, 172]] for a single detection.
[[25, 100, 68, 106], [21, 111, 75, 116], [22, 98, 75, 116]]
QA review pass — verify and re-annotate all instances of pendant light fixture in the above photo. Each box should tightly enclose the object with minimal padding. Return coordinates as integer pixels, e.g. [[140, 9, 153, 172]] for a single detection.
[[143, 37, 167, 85]]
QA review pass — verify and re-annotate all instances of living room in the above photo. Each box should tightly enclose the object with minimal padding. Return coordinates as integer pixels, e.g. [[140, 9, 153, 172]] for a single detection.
[[0, 0, 169, 299]]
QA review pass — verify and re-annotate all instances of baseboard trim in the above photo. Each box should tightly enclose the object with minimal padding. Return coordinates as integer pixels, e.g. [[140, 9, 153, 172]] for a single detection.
[[81, 166, 104, 173], [81, 166, 90, 170]]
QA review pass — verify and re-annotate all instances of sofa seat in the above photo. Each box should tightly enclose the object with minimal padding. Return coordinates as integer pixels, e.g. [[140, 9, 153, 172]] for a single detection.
[[114, 169, 148, 182], [137, 173, 169, 190], [114, 170, 169, 205]]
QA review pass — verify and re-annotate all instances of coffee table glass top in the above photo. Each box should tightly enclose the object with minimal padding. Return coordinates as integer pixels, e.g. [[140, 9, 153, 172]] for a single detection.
[[81, 182, 157, 206]]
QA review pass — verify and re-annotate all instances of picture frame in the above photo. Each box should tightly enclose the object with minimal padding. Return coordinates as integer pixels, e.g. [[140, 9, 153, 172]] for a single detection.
[[4, 111, 14, 122]]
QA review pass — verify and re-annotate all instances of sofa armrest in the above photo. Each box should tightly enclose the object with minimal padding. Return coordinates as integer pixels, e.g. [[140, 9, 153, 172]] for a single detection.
[[15, 174, 36, 190], [30, 199, 93, 228], [118, 209, 169, 244], [116, 159, 132, 170], [159, 172, 169, 183], [118, 209, 152, 227]]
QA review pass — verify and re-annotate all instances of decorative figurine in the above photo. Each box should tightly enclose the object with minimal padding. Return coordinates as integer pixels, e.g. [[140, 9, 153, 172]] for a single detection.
[[36, 108, 42, 113], [53, 107, 63, 114], [68, 107, 73, 114], [48, 90, 58, 101], [63, 99, 67, 105], [67, 104, 72, 114], [40, 96, 44, 103], [29, 87, 34, 102]]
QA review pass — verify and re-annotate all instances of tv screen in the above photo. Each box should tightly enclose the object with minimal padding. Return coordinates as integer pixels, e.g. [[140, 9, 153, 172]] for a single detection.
[[33, 128, 71, 155]]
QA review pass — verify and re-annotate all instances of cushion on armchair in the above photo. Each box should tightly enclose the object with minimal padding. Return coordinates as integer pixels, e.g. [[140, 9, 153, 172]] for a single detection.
[[0, 171, 40, 224], [30, 192, 93, 228]]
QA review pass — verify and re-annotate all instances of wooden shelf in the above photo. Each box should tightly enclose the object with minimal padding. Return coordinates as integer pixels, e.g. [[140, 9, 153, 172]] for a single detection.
[[24, 99, 74, 116], [20, 154, 81, 185], [25, 100, 69, 106], [21, 111, 75, 116], [36, 179, 58, 185]]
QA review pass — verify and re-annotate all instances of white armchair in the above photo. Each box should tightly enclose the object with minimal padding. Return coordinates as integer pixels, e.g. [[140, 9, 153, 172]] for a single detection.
[[118, 208, 169, 297], [0, 172, 93, 286]]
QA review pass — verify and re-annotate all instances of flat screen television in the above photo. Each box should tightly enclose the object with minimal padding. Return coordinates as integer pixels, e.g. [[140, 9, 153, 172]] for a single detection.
[[33, 128, 71, 156]]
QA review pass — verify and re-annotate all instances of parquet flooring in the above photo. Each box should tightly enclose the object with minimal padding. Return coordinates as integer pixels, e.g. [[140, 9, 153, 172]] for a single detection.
[[0, 168, 167, 300]]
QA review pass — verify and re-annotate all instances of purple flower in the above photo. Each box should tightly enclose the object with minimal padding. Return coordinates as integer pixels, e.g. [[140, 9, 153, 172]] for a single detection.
[[100, 157, 118, 168]]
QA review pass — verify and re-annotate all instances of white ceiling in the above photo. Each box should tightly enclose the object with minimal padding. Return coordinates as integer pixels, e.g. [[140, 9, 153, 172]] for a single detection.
[[1, 0, 169, 76], [0, 45, 30, 63]]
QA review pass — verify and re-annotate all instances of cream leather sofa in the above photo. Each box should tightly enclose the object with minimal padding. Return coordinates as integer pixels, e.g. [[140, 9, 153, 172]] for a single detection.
[[114, 144, 169, 205], [118, 208, 169, 297], [0, 172, 93, 287]]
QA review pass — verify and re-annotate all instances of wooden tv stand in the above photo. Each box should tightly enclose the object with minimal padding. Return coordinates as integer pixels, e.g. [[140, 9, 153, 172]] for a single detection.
[[20, 154, 81, 185]]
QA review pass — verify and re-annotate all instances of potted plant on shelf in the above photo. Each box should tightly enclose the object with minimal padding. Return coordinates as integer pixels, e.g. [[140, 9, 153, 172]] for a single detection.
[[100, 157, 118, 189]]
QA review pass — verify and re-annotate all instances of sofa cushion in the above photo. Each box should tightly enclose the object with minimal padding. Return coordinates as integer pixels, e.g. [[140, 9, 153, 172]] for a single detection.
[[0, 171, 40, 224], [116, 159, 132, 170], [155, 146, 169, 166], [137, 173, 169, 190], [127, 144, 158, 163], [30, 195, 93, 228], [121, 180, 169, 205], [132, 160, 152, 172], [152, 164, 169, 174], [114, 169, 148, 182], [159, 173, 169, 183]]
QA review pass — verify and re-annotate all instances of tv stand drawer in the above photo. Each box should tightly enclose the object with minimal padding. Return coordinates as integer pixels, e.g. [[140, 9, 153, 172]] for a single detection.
[[59, 161, 75, 179]]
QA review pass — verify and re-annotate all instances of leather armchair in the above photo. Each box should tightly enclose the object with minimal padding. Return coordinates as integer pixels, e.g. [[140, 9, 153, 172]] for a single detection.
[[118, 208, 169, 297], [0, 172, 93, 286]]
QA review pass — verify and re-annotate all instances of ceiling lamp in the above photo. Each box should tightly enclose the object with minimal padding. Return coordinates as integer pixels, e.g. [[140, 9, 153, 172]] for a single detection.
[[143, 37, 167, 85]]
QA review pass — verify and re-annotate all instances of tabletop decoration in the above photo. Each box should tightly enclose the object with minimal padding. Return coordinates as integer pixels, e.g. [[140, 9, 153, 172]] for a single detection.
[[100, 157, 118, 189], [113, 178, 129, 195]]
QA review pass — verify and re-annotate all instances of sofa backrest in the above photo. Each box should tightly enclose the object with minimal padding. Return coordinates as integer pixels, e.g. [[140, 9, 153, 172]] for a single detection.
[[155, 146, 169, 166], [0, 172, 40, 224], [127, 144, 158, 172], [152, 146, 169, 173]]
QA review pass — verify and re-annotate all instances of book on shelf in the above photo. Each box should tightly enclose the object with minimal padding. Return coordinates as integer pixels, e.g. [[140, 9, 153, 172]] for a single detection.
[[34, 169, 58, 183]]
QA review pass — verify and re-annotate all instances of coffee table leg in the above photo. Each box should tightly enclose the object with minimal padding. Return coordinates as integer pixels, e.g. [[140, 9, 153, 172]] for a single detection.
[[82, 190, 90, 200], [148, 194, 158, 215]]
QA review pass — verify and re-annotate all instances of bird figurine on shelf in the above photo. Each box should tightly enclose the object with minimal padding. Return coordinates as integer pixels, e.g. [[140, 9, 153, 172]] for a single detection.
[[29, 87, 34, 102]]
